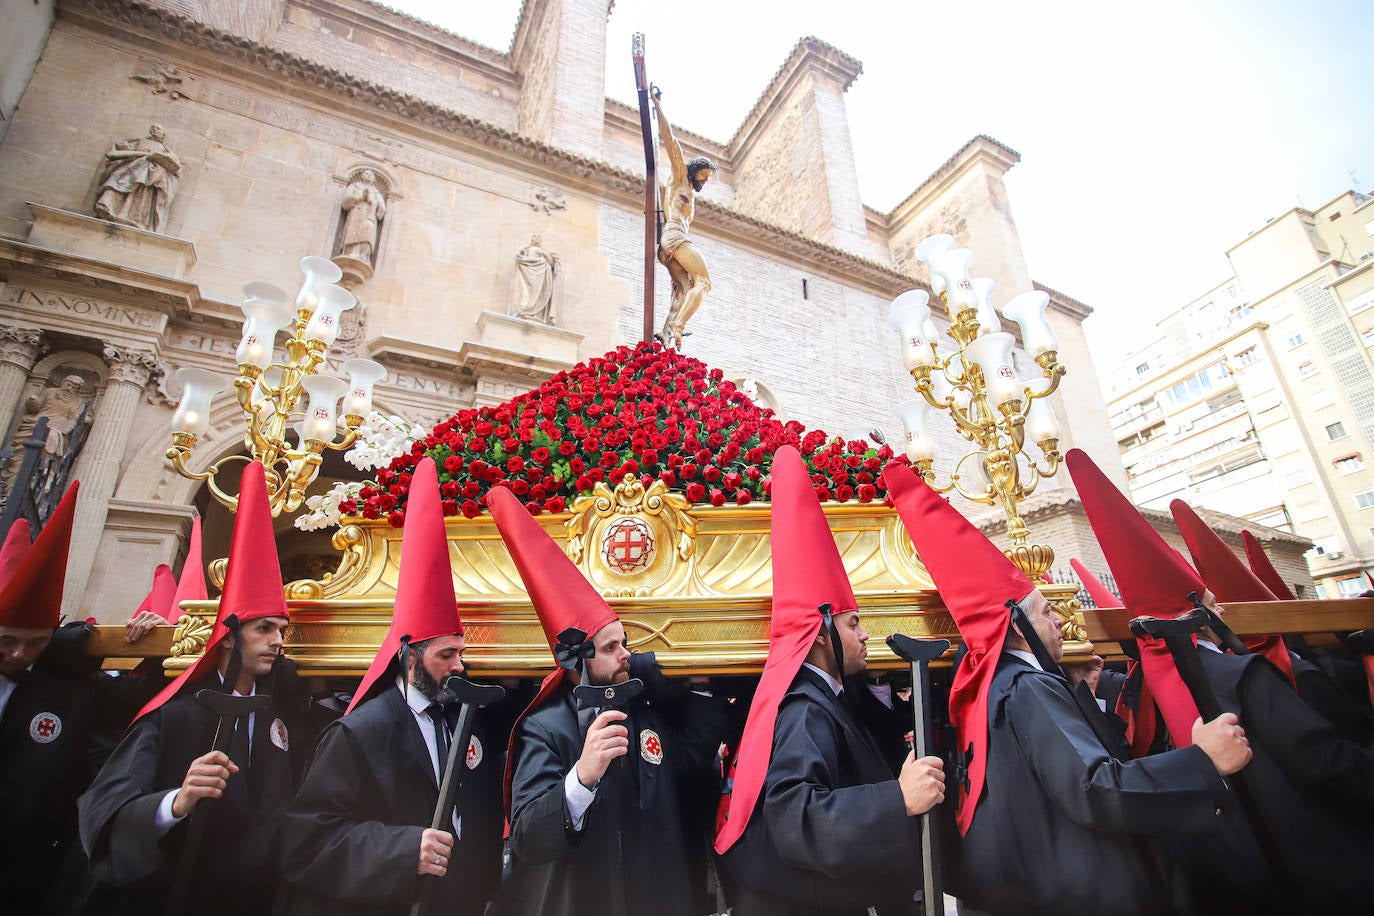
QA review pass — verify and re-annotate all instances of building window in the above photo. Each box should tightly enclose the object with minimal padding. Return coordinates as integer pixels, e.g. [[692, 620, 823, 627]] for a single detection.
[[1286, 468, 1312, 487], [1328, 422, 1349, 440], [1337, 576, 1366, 597], [1236, 347, 1257, 366], [1345, 289, 1374, 316], [1356, 491, 1374, 509], [1298, 361, 1319, 378], [1312, 535, 1341, 555], [1135, 362, 1150, 376], [1227, 285, 1239, 298], [1287, 333, 1306, 348], [1335, 454, 1364, 474]]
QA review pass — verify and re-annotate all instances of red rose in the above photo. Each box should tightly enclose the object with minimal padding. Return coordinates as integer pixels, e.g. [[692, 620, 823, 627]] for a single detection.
[[858, 484, 877, 503], [569, 457, 586, 474], [746, 467, 762, 481], [598, 414, 616, 429], [469, 460, 488, 477], [702, 466, 722, 483], [723, 471, 743, 490], [441, 499, 458, 516], [388, 510, 406, 527], [545, 496, 566, 513], [815, 486, 832, 502], [507, 456, 525, 473], [575, 475, 593, 491], [694, 448, 711, 464], [443, 454, 463, 474], [680, 463, 698, 479], [582, 437, 600, 452], [525, 501, 542, 515], [441, 480, 460, 497], [504, 437, 521, 451], [558, 441, 576, 457], [836, 485, 854, 502], [532, 447, 552, 464], [735, 489, 751, 506], [686, 482, 706, 502], [510, 479, 530, 497], [599, 451, 619, 468], [641, 449, 659, 466], [461, 481, 481, 499], [619, 459, 640, 476], [659, 470, 677, 487], [460, 499, 481, 518], [378, 493, 397, 512], [710, 488, 727, 507]]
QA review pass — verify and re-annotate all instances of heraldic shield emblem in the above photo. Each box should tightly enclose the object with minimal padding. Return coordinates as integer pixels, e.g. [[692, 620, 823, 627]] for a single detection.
[[567, 476, 697, 597]]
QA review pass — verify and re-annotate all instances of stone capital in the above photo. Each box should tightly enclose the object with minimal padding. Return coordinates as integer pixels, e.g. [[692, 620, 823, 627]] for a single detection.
[[0, 325, 49, 369], [102, 345, 164, 387]]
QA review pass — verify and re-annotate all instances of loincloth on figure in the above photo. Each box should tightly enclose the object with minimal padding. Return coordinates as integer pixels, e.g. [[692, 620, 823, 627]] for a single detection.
[[657, 220, 689, 266]]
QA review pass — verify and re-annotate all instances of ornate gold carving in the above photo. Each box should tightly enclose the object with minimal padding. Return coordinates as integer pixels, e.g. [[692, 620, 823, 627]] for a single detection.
[[169, 612, 212, 657], [1042, 582, 1090, 655], [1005, 543, 1055, 582], [566, 477, 698, 597]]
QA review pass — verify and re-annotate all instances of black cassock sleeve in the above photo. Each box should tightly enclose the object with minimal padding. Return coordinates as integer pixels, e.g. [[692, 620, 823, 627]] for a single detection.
[[1240, 660, 1374, 814], [279, 724, 424, 907], [507, 714, 583, 866], [1006, 673, 1229, 835], [762, 697, 918, 884], [78, 712, 171, 885]]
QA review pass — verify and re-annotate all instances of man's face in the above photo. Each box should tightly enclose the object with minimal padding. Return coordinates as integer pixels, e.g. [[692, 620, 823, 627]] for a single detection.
[[1020, 589, 1064, 662], [585, 621, 631, 686], [0, 626, 51, 677], [220, 616, 289, 682], [409, 633, 466, 700], [689, 167, 714, 192], [832, 610, 870, 677]]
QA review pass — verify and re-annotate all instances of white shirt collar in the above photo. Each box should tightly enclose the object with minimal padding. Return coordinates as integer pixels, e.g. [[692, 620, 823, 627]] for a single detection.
[[396, 673, 434, 715], [1197, 639, 1223, 654], [801, 662, 844, 696], [1005, 648, 1044, 671], [215, 670, 257, 697]]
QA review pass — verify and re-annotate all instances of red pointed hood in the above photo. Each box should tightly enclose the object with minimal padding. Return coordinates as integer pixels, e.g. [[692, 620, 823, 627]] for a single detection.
[[0, 519, 32, 589], [487, 483, 620, 814], [1171, 501, 1295, 687], [1067, 449, 1204, 748], [348, 458, 464, 715], [136, 564, 179, 623], [716, 446, 857, 853], [1241, 531, 1296, 600], [881, 459, 1035, 836], [168, 516, 209, 621], [0, 484, 78, 629], [1069, 559, 1121, 610], [136, 463, 288, 721]]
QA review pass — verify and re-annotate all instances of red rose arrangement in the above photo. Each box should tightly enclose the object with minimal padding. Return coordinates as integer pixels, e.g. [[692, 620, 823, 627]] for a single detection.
[[352, 341, 896, 524]]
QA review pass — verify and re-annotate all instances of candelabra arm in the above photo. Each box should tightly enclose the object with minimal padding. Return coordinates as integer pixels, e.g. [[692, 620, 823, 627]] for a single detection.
[[322, 427, 360, 453]]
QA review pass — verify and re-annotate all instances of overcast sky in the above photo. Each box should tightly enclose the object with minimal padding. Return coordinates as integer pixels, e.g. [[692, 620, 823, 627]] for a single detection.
[[383, 0, 1374, 363]]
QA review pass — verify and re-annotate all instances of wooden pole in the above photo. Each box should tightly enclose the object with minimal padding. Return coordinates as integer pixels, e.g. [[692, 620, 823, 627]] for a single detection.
[[633, 34, 658, 344]]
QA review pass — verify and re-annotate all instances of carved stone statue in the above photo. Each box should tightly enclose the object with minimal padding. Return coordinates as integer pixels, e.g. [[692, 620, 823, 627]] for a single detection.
[[508, 234, 560, 324], [339, 169, 387, 265], [651, 85, 716, 349], [5, 374, 91, 482], [94, 124, 181, 232]]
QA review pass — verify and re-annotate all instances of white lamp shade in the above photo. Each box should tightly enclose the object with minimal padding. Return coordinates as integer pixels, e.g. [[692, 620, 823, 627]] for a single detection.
[[958, 450, 992, 491], [887, 290, 935, 369], [236, 282, 292, 369], [964, 332, 1023, 407], [294, 256, 343, 314], [970, 277, 1001, 335], [1001, 290, 1058, 355], [913, 234, 957, 270], [300, 375, 349, 442], [303, 285, 356, 346], [171, 367, 230, 437], [1026, 396, 1061, 441], [893, 398, 936, 461], [341, 358, 387, 417], [930, 248, 976, 313], [930, 368, 955, 406]]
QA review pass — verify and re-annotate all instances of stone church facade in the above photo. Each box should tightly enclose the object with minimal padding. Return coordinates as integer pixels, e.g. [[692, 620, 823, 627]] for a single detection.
[[0, 0, 1182, 623]]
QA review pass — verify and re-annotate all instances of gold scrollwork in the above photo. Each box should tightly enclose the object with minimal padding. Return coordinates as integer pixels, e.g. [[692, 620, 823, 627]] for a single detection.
[[170, 613, 213, 657], [566, 477, 699, 594]]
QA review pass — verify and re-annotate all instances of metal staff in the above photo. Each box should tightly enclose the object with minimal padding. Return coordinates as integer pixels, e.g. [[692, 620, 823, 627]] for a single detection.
[[885, 633, 950, 916], [166, 688, 272, 916], [1128, 610, 1286, 886], [411, 675, 506, 916]]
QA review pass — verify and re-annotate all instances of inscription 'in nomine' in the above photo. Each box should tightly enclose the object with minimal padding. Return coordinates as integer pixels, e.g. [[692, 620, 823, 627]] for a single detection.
[[8, 288, 160, 329]]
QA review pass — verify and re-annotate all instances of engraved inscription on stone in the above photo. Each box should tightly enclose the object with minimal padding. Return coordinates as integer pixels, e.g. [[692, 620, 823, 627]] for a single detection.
[[5, 288, 161, 330]]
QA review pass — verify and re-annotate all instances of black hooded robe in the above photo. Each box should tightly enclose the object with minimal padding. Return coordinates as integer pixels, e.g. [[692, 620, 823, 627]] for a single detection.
[[488, 680, 728, 916], [720, 665, 925, 916], [275, 682, 504, 916], [957, 655, 1233, 916], [75, 674, 295, 915]]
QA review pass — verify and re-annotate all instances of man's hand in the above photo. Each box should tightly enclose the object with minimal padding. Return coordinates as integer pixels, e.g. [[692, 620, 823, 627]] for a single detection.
[[171, 750, 238, 818], [898, 751, 945, 815], [650, 83, 661, 101], [125, 610, 164, 643], [1192, 713, 1252, 776], [417, 828, 454, 877], [1062, 655, 1105, 694], [575, 710, 629, 788]]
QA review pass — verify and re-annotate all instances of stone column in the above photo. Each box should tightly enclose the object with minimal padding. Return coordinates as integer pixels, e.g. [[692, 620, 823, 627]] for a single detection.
[[0, 326, 48, 438], [65, 345, 162, 615]]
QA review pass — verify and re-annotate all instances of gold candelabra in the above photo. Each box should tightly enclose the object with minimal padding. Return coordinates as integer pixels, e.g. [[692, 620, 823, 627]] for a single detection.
[[889, 235, 1066, 581], [166, 257, 386, 515]]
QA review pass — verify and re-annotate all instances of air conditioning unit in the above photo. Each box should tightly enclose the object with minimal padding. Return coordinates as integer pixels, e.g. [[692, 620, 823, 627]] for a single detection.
[[1326, 551, 1344, 559]]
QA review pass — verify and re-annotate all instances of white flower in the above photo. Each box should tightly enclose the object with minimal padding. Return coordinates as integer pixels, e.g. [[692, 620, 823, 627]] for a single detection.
[[294, 480, 366, 530], [344, 411, 427, 471]]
